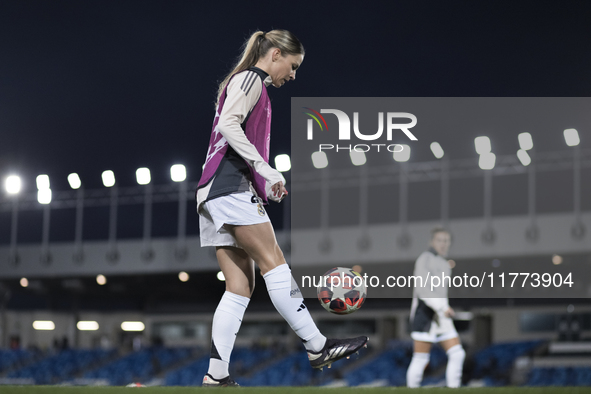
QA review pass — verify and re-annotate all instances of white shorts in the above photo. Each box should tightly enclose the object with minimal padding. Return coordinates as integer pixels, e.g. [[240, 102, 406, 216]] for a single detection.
[[199, 192, 270, 248], [411, 315, 459, 343]]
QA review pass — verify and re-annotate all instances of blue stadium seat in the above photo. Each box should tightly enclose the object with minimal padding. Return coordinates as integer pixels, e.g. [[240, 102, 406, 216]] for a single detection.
[[472, 340, 545, 386], [8, 348, 115, 384], [526, 366, 591, 387], [0, 349, 36, 373], [343, 341, 412, 387], [85, 347, 194, 386], [164, 346, 277, 386], [238, 352, 314, 386]]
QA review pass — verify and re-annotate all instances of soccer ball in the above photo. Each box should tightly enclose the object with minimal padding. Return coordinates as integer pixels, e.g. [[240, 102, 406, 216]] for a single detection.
[[317, 267, 366, 314]]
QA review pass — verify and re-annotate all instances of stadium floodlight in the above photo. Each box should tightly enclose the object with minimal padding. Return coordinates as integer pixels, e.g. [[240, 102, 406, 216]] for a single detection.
[[275, 154, 291, 172], [37, 189, 52, 204], [20, 278, 29, 287], [393, 144, 410, 162], [564, 128, 580, 147], [311, 151, 328, 169], [474, 136, 492, 155], [101, 170, 115, 187], [430, 142, 444, 159], [518, 132, 533, 151], [5, 175, 22, 194], [170, 164, 187, 182], [478, 152, 496, 170], [68, 173, 82, 189], [217, 271, 226, 281], [178, 271, 189, 282], [32, 321, 55, 330], [517, 149, 531, 166], [121, 321, 145, 332], [96, 274, 107, 285], [77, 321, 99, 331], [350, 150, 367, 166], [136, 167, 151, 185], [36, 175, 50, 190]]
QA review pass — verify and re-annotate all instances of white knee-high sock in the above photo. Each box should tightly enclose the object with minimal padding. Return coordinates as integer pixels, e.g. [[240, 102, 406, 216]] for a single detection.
[[263, 264, 326, 352], [207, 291, 249, 379], [446, 344, 465, 388], [407, 352, 430, 388]]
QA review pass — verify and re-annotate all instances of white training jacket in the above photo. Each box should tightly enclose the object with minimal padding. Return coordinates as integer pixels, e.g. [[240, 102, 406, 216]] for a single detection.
[[411, 248, 451, 315], [196, 69, 285, 212]]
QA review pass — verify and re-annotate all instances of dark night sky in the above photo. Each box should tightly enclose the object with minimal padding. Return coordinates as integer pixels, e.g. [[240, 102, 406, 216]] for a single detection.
[[1, 1, 590, 310], [1, 0, 590, 192]]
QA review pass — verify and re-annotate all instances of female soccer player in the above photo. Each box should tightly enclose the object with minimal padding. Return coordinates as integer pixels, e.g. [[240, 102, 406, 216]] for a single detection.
[[406, 227, 465, 388], [196, 29, 368, 387]]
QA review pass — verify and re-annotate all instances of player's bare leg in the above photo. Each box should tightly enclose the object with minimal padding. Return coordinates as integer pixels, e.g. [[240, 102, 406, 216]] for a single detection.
[[225, 222, 368, 369], [414, 340, 433, 353], [216, 246, 255, 298], [225, 222, 285, 275]]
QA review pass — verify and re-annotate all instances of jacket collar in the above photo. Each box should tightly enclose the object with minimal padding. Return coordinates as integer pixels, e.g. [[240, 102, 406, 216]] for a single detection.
[[249, 66, 272, 87]]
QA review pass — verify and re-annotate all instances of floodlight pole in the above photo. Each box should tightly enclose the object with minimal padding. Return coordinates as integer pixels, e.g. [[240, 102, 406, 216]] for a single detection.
[[573, 144, 581, 220], [571, 144, 585, 239], [484, 170, 492, 223], [357, 162, 370, 251], [142, 183, 153, 259], [319, 166, 331, 253], [9, 197, 18, 265], [524, 148, 539, 242], [73, 187, 84, 261], [440, 156, 449, 227], [399, 162, 408, 228], [41, 203, 51, 263], [397, 161, 411, 249], [176, 179, 188, 252], [359, 163, 368, 228], [320, 167, 329, 230], [107, 186, 118, 261], [528, 149, 536, 220], [481, 168, 496, 244]]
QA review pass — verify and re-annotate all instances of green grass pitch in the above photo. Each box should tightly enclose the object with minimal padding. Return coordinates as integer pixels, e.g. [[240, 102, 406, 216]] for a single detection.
[[1, 387, 591, 394]]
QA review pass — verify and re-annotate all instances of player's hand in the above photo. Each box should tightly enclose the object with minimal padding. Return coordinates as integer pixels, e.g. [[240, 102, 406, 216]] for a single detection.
[[271, 181, 288, 201], [444, 307, 455, 318]]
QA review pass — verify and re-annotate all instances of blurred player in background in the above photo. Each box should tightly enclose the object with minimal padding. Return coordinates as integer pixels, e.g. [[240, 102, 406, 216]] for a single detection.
[[407, 227, 465, 388], [196, 29, 368, 387]]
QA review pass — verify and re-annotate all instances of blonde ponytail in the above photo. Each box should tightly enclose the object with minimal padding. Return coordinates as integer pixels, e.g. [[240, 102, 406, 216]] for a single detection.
[[216, 29, 304, 105]]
